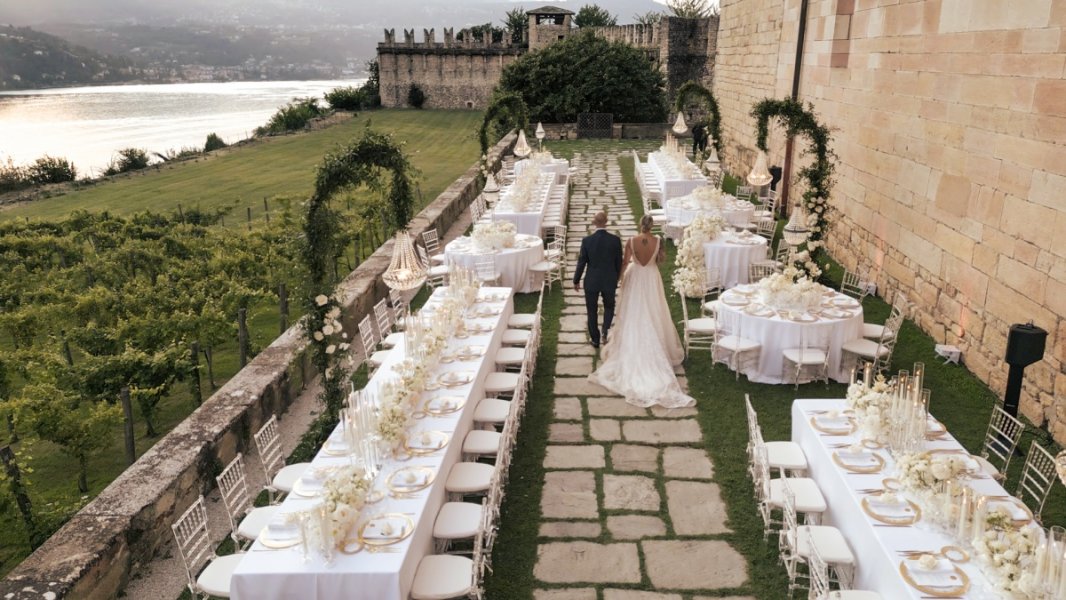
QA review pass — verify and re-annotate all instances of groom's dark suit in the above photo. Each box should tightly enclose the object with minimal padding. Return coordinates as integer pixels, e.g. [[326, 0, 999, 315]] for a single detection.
[[573, 228, 623, 347]]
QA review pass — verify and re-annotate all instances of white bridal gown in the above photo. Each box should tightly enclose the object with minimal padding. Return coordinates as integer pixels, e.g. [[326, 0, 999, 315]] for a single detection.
[[589, 236, 695, 408]]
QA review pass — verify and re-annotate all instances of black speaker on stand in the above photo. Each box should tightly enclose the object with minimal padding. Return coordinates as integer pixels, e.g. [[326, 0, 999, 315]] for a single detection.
[[1003, 322, 1047, 417]]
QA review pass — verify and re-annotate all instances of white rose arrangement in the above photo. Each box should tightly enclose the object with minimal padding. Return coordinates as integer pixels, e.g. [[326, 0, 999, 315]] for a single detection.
[[846, 377, 893, 442], [322, 465, 371, 543], [471, 221, 517, 251], [687, 186, 726, 211], [895, 452, 972, 492], [754, 266, 823, 311], [972, 510, 1041, 597], [672, 214, 725, 298], [503, 163, 542, 212]]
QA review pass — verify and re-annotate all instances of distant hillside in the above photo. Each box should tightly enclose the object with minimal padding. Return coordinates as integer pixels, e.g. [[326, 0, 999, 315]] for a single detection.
[[0, 24, 142, 89]]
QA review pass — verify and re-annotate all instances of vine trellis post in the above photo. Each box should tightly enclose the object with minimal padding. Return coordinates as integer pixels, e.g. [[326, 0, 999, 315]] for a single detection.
[[302, 129, 417, 417], [674, 81, 723, 158], [750, 98, 835, 279], [478, 92, 530, 156]]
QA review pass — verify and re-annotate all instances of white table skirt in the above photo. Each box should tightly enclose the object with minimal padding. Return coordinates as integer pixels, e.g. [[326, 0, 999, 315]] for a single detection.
[[715, 289, 862, 384], [647, 151, 706, 200], [231, 287, 514, 600], [664, 196, 755, 228], [514, 158, 569, 178], [792, 399, 1008, 599], [493, 173, 553, 236], [702, 233, 768, 289], [444, 235, 544, 293]]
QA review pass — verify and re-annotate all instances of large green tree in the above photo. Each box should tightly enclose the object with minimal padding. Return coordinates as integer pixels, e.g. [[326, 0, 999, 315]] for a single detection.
[[496, 31, 667, 123], [574, 4, 618, 27]]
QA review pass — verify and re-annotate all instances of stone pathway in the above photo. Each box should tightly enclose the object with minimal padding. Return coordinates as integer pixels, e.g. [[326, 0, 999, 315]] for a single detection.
[[533, 150, 753, 600]]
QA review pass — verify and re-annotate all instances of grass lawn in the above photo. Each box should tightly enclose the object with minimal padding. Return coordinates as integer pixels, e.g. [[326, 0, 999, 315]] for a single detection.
[[0, 109, 483, 225]]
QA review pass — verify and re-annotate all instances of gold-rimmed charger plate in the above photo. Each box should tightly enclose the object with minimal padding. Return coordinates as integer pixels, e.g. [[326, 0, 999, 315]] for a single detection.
[[788, 313, 818, 323], [322, 439, 352, 456], [403, 430, 450, 455], [257, 530, 302, 549], [423, 396, 466, 416], [454, 345, 486, 360], [898, 559, 970, 597], [292, 478, 324, 497], [437, 371, 474, 388], [832, 450, 885, 474], [987, 496, 1034, 526], [861, 496, 922, 525], [463, 323, 493, 334], [882, 477, 902, 491], [941, 545, 969, 563], [810, 415, 855, 435], [358, 512, 415, 547], [386, 465, 436, 494]]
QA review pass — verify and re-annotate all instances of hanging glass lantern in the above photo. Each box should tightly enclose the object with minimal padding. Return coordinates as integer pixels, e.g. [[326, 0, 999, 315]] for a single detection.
[[782, 203, 810, 248], [671, 111, 688, 135], [747, 150, 773, 187], [482, 171, 500, 204], [514, 130, 532, 158], [382, 231, 427, 290], [703, 144, 720, 172]]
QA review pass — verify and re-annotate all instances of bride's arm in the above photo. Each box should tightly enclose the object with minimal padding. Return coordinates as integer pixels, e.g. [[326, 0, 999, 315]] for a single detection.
[[620, 238, 632, 281], [656, 235, 666, 265]]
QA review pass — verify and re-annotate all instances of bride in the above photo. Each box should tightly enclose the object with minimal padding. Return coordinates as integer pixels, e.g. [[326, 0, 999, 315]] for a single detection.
[[589, 215, 695, 408]]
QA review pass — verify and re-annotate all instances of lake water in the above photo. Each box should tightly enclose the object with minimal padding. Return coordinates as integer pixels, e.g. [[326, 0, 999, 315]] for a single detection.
[[0, 79, 366, 177]]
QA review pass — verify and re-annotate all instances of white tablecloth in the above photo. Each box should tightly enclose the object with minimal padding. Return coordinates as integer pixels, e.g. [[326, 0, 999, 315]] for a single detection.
[[493, 173, 553, 236], [647, 151, 707, 200], [444, 235, 544, 293], [702, 232, 768, 289], [716, 286, 862, 384], [664, 195, 755, 228], [792, 399, 1008, 599], [514, 158, 569, 178], [231, 287, 514, 600]]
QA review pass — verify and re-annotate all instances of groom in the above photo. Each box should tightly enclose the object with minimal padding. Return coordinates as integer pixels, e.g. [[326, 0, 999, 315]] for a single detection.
[[573, 211, 623, 349]]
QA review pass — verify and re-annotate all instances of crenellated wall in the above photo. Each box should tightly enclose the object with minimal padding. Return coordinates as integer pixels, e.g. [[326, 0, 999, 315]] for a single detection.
[[594, 16, 720, 99], [715, 0, 1066, 441]]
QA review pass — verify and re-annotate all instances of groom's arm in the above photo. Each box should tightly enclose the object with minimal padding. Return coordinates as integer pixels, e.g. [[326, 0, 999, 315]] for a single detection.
[[573, 238, 589, 289], [613, 237, 623, 276]]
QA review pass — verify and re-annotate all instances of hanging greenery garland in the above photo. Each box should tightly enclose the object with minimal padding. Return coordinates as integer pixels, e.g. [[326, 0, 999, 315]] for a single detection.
[[750, 98, 835, 277], [479, 92, 530, 156], [303, 129, 416, 416], [674, 81, 723, 157]]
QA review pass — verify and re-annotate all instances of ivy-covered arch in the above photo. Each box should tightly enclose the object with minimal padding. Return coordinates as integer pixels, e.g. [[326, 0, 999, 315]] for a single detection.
[[303, 129, 416, 415], [479, 92, 530, 155], [674, 81, 723, 157], [751, 98, 835, 276]]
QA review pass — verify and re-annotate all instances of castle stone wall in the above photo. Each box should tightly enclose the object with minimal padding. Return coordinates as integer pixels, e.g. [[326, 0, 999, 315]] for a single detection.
[[594, 17, 720, 100], [715, 0, 1066, 441]]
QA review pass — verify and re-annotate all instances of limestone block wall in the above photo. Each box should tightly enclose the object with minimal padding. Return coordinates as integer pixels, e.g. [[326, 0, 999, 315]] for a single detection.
[[378, 47, 522, 109], [715, 0, 1066, 441], [0, 132, 518, 600]]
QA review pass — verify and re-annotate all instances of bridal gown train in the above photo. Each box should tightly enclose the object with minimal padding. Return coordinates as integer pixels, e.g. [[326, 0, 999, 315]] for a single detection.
[[589, 236, 695, 408]]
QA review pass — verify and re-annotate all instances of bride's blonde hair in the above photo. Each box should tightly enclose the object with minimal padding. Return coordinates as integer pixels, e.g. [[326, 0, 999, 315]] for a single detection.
[[639, 214, 654, 233]]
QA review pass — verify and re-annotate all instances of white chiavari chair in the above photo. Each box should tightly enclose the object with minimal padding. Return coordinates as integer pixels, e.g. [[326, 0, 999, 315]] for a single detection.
[[749, 262, 776, 283], [755, 218, 776, 242], [172, 496, 243, 599], [253, 415, 311, 503], [679, 293, 716, 358], [782, 328, 830, 389], [745, 394, 808, 478], [373, 299, 403, 348], [422, 228, 446, 264], [974, 404, 1025, 481], [474, 255, 500, 286], [508, 277, 545, 329], [1015, 441, 1057, 523], [807, 530, 881, 599], [752, 444, 827, 542], [358, 315, 391, 373], [735, 184, 755, 202], [842, 309, 903, 374], [432, 497, 484, 554], [781, 482, 856, 596], [528, 256, 562, 289], [840, 269, 869, 301], [863, 290, 908, 340], [774, 244, 794, 271], [388, 287, 408, 326], [416, 244, 449, 289], [713, 309, 761, 379], [216, 453, 279, 549], [410, 523, 485, 600]]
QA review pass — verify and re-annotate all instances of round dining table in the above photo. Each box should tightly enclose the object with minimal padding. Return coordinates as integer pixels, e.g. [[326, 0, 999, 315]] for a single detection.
[[703, 231, 769, 289], [444, 234, 544, 293], [715, 285, 864, 384], [664, 195, 756, 228]]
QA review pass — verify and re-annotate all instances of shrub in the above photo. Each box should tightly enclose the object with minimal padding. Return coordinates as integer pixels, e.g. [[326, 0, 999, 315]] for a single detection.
[[407, 83, 426, 109], [204, 133, 228, 152], [0, 158, 29, 193], [255, 97, 326, 137], [325, 86, 364, 111], [27, 156, 77, 185], [103, 148, 150, 175], [574, 4, 618, 27]]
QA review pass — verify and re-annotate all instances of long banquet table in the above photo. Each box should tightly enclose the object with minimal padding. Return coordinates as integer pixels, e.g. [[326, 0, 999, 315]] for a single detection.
[[231, 286, 514, 600], [792, 399, 1012, 599], [664, 194, 756, 228], [646, 151, 707, 200], [493, 172, 553, 236]]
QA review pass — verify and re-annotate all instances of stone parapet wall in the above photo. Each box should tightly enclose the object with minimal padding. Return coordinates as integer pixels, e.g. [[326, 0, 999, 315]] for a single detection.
[[715, 0, 1066, 441], [0, 132, 518, 600], [378, 47, 521, 109]]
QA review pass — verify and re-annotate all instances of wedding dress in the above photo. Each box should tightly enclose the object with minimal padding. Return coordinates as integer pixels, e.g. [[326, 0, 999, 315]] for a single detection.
[[589, 236, 695, 408]]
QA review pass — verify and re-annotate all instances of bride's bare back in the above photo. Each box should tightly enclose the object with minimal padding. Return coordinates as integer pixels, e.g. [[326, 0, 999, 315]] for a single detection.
[[625, 233, 664, 269]]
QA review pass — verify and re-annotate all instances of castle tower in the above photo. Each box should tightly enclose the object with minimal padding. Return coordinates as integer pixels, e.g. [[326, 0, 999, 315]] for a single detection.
[[527, 6, 574, 51]]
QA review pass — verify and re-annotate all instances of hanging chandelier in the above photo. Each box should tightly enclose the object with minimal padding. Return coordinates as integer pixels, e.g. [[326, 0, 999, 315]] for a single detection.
[[382, 231, 427, 290], [514, 130, 532, 158], [747, 150, 773, 187], [671, 111, 688, 135], [782, 203, 810, 248], [703, 144, 720, 172], [483, 171, 500, 204]]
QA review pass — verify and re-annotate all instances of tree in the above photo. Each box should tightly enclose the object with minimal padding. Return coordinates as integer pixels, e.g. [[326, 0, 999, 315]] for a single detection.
[[667, 0, 720, 18], [103, 148, 150, 175], [407, 83, 426, 109], [574, 4, 618, 28], [633, 11, 663, 26], [497, 31, 667, 123], [27, 156, 76, 185], [503, 7, 528, 44], [362, 59, 381, 107], [204, 133, 228, 152]]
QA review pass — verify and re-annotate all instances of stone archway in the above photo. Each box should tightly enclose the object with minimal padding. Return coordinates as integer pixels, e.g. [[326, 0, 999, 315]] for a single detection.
[[479, 92, 530, 155], [675, 81, 723, 157]]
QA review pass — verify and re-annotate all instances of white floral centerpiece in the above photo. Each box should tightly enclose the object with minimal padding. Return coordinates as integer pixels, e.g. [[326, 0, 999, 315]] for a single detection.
[[503, 163, 542, 212], [972, 510, 1041, 597], [754, 266, 823, 311], [471, 221, 517, 251], [322, 465, 371, 544], [686, 186, 726, 211], [846, 376, 893, 443], [895, 451, 973, 492], [672, 214, 725, 298]]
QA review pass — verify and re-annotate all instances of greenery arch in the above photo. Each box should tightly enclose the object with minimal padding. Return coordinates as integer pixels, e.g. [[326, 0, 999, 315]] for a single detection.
[[674, 81, 723, 157], [478, 92, 530, 156], [303, 129, 416, 415], [751, 98, 835, 275]]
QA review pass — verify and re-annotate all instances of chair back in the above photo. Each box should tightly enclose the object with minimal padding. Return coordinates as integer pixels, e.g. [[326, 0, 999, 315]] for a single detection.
[[415, 243, 431, 270], [735, 185, 754, 201], [374, 299, 392, 337], [841, 269, 868, 300], [253, 415, 285, 479], [753, 443, 772, 503], [421, 229, 440, 255], [981, 404, 1025, 476], [781, 480, 799, 546], [807, 531, 832, 599], [704, 267, 722, 298], [775, 245, 793, 268], [171, 495, 214, 592], [470, 201, 483, 222], [216, 453, 252, 534], [475, 256, 496, 281], [749, 262, 776, 283], [358, 315, 378, 358], [756, 218, 775, 241], [552, 224, 567, 245], [1016, 442, 1057, 521]]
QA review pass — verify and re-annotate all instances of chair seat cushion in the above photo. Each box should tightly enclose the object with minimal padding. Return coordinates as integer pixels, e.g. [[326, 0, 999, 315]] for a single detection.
[[427, 265, 450, 277], [782, 348, 827, 365], [686, 317, 717, 334], [841, 338, 890, 358], [702, 300, 721, 314], [529, 261, 558, 272], [196, 553, 244, 597], [474, 398, 511, 424], [433, 502, 483, 540], [790, 525, 856, 565], [381, 332, 404, 348], [463, 430, 502, 455], [485, 372, 521, 394], [974, 455, 1001, 478], [717, 335, 760, 352], [765, 441, 808, 472], [829, 591, 883, 600], [508, 313, 537, 328], [862, 323, 892, 339], [768, 477, 826, 513], [495, 347, 526, 365], [501, 329, 531, 346], [446, 462, 495, 493], [369, 350, 391, 367], [430, 253, 446, 264], [237, 505, 280, 540], [273, 462, 312, 493], [411, 554, 473, 600]]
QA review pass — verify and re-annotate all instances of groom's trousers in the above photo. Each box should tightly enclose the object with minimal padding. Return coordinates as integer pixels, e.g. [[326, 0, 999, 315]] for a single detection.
[[584, 285, 616, 345]]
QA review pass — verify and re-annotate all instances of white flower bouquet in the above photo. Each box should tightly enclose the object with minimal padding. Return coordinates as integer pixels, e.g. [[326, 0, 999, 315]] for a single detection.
[[471, 221, 517, 251], [671, 214, 724, 298], [322, 465, 371, 543], [972, 511, 1041, 597], [845, 377, 893, 442], [686, 186, 726, 211], [895, 452, 972, 492], [503, 164, 542, 212], [754, 266, 823, 311]]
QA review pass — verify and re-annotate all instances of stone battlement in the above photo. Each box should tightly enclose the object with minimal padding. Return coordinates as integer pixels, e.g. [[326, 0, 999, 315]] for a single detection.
[[378, 27, 520, 52], [592, 23, 661, 49]]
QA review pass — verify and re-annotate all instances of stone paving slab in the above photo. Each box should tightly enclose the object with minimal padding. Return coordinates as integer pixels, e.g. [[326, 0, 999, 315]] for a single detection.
[[544, 445, 605, 469], [557, 344, 596, 357], [541, 471, 599, 519], [649, 406, 699, 418], [603, 474, 660, 511], [665, 481, 731, 535], [556, 356, 594, 376], [609, 444, 660, 472], [587, 396, 649, 417], [589, 418, 621, 441], [641, 540, 748, 589], [662, 447, 715, 479], [558, 332, 588, 344], [539, 521, 602, 538], [534, 590, 597, 600], [554, 377, 616, 396], [553, 397, 583, 421], [549, 422, 585, 443], [534, 542, 642, 584], [606, 514, 666, 540], [604, 591, 682, 600], [621, 419, 703, 444]]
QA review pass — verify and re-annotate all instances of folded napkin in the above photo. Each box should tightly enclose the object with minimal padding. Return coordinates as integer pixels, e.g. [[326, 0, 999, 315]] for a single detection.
[[265, 514, 300, 540], [426, 397, 458, 412], [988, 499, 1030, 521], [867, 498, 913, 519], [837, 450, 877, 466], [816, 415, 852, 429], [906, 558, 960, 589], [363, 517, 407, 540], [408, 433, 442, 450], [392, 470, 430, 488]]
